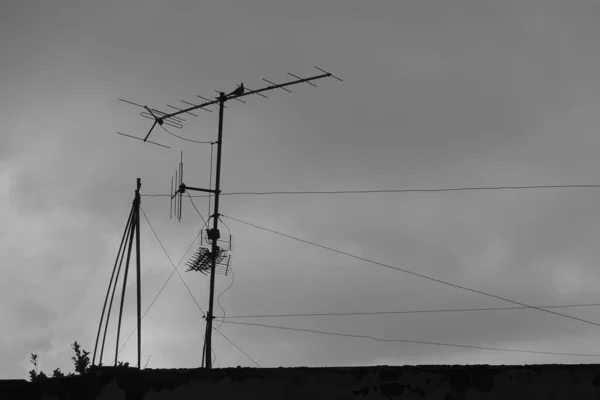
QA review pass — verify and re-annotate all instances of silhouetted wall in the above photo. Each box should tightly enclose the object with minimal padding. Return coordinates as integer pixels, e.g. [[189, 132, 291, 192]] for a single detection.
[[3, 364, 600, 399]]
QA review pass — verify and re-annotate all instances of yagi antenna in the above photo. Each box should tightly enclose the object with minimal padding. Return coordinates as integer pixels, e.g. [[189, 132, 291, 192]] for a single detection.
[[117, 132, 170, 149], [117, 100, 173, 149], [119, 67, 341, 145]]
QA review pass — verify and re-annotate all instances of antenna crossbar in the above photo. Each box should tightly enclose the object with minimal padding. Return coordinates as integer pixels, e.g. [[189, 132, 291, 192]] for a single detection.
[[166, 71, 331, 118]]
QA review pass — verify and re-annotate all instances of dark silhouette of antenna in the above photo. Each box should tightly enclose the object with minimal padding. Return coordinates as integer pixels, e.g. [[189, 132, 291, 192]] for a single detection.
[[170, 152, 184, 222], [92, 179, 143, 370], [120, 66, 341, 369]]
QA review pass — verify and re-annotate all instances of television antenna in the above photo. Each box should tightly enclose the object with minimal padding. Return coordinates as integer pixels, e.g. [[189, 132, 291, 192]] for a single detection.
[[119, 66, 342, 369]]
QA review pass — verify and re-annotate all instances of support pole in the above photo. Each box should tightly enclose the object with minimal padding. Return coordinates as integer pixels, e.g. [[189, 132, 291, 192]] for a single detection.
[[115, 194, 138, 366], [100, 217, 133, 365], [135, 178, 142, 369], [92, 206, 135, 366], [205, 93, 226, 369]]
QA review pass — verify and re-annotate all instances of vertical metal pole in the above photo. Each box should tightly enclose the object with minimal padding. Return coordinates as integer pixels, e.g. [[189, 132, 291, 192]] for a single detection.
[[205, 93, 226, 369], [135, 178, 142, 370]]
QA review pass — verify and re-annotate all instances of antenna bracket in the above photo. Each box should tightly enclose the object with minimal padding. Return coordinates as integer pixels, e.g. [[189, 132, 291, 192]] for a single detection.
[[206, 228, 220, 242]]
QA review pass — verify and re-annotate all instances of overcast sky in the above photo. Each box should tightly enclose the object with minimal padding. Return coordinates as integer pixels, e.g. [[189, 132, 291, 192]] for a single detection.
[[4, 0, 600, 379]]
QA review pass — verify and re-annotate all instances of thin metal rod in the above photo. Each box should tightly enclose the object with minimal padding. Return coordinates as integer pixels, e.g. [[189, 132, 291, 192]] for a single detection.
[[244, 86, 268, 98], [100, 210, 134, 365], [93, 205, 135, 366], [179, 152, 183, 222], [119, 98, 145, 108], [115, 206, 137, 366], [181, 100, 213, 112], [288, 73, 317, 87], [135, 179, 142, 370], [183, 185, 217, 194], [142, 120, 158, 141], [262, 78, 292, 93], [205, 93, 226, 369], [315, 66, 343, 81], [167, 104, 198, 117], [208, 143, 214, 219], [170, 177, 173, 219], [117, 132, 170, 149]]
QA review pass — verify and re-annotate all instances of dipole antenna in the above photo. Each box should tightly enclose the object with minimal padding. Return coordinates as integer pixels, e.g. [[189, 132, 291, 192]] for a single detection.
[[121, 66, 342, 369], [92, 178, 143, 370]]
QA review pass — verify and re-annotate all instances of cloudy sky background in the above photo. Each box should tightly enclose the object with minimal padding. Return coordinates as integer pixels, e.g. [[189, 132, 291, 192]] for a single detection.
[[4, 0, 600, 379]]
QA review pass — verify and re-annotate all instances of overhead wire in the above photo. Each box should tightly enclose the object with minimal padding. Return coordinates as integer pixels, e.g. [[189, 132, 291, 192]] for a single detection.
[[216, 328, 262, 367], [219, 302, 600, 319], [209, 310, 259, 368], [186, 192, 208, 229], [141, 183, 600, 198], [120, 208, 257, 367], [140, 208, 205, 314], [214, 259, 235, 331], [222, 214, 600, 331], [144, 355, 151, 369], [221, 320, 600, 358], [219, 216, 232, 240], [159, 124, 215, 144], [214, 185, 600, 195], [214, 216, 234, 331], [118, 224, 203, 355]]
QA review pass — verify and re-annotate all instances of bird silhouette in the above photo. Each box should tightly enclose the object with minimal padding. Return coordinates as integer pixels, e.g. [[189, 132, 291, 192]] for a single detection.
[[228, 83, 244, 97]]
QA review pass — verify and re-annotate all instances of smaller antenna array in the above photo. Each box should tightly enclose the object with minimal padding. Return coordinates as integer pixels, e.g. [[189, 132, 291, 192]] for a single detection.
[[185, 246, 231, 276], [170, 152, 184, 221], [187, 228, 233, 276]]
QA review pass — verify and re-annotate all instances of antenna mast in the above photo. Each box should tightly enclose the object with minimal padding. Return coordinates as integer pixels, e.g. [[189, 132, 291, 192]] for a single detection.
[[92, 178, 143, 370], [120, 67, 342, 369]]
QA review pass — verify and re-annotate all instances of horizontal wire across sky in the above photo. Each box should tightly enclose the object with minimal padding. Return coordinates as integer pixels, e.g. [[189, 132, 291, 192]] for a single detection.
[[127, 187, 600, 365], [141, 184, 600, 198]]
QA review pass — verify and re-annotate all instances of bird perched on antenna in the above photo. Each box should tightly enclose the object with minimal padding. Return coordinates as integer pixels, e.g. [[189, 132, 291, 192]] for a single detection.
[[228, 83, 244, 97]]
